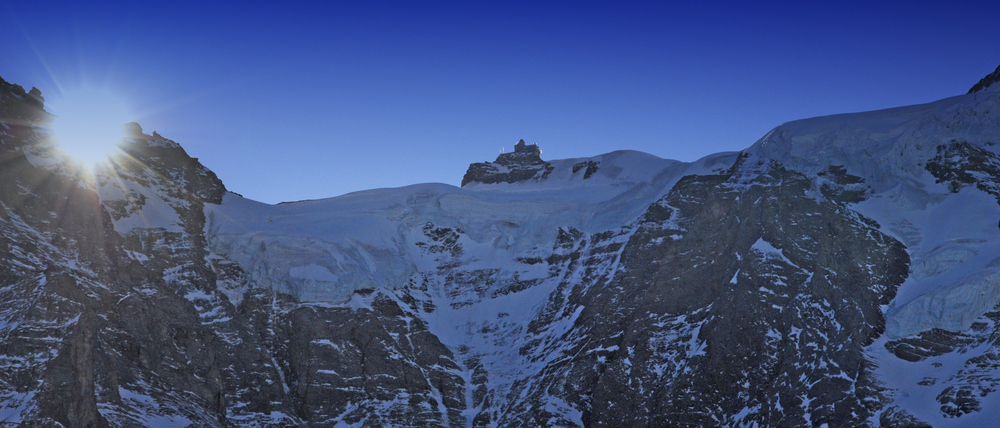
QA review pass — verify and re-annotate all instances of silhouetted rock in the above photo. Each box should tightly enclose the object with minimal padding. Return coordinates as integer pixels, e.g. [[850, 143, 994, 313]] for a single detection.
[[122, 122, 144, 138], [969, 63, 1000, 93], [26, 87, 44, 106]]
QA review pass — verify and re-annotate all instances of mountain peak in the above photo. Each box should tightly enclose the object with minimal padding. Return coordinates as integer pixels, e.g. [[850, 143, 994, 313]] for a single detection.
[[968, 63, 1000, 93], [461, 139, 551, 186], [123, 121, 144, 137]]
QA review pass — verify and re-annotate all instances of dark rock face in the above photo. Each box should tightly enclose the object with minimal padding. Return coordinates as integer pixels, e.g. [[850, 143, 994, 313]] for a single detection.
[[571, 160, 600, 179], [461, 140, 554, 186], [494, 157, 909, 426], [969, 63, 1000, 93], [879, 406, 934, 428], [885, 328, 980, 362], [0, 77, 49, 123], [926, 140, 1000, 201]]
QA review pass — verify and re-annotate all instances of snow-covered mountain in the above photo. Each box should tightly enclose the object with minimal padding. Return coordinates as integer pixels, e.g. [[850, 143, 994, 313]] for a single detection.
[[1, 65, 1000, 426]]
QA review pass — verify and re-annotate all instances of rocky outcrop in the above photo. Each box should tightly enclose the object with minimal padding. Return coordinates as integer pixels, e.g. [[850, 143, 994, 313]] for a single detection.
[[571, 160, 600, 179], [926, 140, 1000, 201], [969, 63, 1000, 93], [461, 139, 554, 186]]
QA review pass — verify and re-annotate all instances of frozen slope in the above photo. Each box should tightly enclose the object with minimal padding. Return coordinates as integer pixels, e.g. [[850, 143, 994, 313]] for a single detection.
[[202, 149, 741, 424], [203, 150, 732, 303], [747, 92, 999, 193], [748, 90, 1000, 337]]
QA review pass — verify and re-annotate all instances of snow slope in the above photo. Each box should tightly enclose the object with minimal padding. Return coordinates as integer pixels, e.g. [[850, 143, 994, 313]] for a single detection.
[[746, 90, 1000, 336], [204, 150, 735, 303]]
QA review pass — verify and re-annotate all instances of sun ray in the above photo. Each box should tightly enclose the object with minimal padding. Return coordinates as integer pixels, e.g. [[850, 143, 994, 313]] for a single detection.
[[129, 74, 259, 121], [16, 21, 67, 96], [97, 138, 189, 225]]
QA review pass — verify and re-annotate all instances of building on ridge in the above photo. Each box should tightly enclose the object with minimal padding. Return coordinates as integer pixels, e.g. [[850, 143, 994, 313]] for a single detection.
[[513, 139, 541, 154]]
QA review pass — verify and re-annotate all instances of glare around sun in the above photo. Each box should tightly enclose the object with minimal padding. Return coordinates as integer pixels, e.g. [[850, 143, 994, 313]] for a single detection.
[[48, 88, 133, 164]]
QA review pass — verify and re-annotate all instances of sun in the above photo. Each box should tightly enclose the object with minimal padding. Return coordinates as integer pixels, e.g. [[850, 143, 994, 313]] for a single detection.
[[48, 87, 134, 165]]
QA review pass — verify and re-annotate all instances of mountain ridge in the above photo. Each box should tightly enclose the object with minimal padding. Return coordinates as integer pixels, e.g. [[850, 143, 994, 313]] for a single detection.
[[0, 65, 1000, 426], [969, 63, 1000, 93]]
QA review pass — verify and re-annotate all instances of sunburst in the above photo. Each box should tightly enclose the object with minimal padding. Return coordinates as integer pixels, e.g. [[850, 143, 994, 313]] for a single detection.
[[48, 87, 133, 165]]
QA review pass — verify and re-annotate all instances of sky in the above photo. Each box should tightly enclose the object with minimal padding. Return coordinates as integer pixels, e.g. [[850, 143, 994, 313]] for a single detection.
[[1, 1, 999, 204]]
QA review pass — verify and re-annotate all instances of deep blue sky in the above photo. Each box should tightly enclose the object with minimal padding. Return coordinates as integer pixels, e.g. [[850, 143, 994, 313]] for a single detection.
[[2, 1, 999, 204]]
